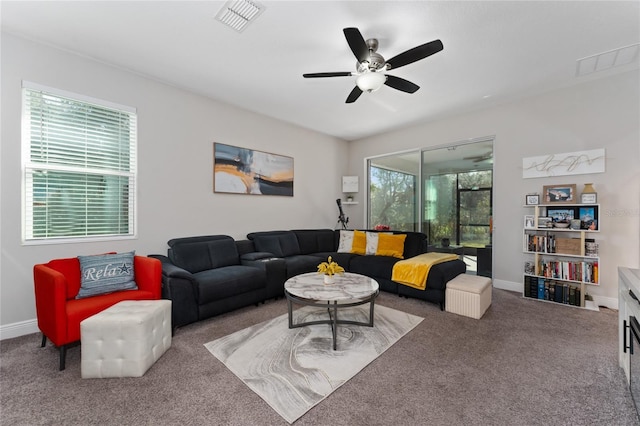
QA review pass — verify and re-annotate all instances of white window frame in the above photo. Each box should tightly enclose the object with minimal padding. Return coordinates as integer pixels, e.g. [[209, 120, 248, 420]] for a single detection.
[[21, 81, 138, 244]]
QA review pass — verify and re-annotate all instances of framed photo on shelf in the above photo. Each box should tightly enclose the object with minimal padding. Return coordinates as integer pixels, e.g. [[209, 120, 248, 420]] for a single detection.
[[543, 184, 577, 204], [579, 206, 598, 230], [537, 217, 552, 228], [524, 215, 535, 229], [581, 193, 597, 204], [546, 207, 576, 222], [525, 194, 540, 205]]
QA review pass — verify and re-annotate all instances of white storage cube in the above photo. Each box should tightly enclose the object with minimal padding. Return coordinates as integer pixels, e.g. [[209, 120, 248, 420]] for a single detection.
[[445, 274, 492, 319], [81, 300, 171, 378]]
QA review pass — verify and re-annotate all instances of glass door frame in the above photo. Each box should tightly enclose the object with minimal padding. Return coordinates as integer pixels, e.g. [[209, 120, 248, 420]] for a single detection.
[[457, 186, 493, 247], [365, 136, 494, 240]]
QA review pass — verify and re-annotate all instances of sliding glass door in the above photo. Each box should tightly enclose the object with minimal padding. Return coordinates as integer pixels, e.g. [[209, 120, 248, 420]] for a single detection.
[[422, 147, 493, 247], [458, 171, 492, 247], [366, 138, 493, 247], [368, 151, 420, 231]]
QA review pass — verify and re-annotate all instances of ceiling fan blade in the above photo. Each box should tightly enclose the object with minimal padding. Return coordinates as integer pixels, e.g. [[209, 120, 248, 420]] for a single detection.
[[386, 39, 444, 70], [384, 75, 419, 93], [303, 72, 352, 78], [343, 27, 369, 63], [346, 86, 363, 103]]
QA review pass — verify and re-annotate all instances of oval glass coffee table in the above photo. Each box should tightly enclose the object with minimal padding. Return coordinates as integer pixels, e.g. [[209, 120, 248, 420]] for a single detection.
[[284, 272, 379, 350]]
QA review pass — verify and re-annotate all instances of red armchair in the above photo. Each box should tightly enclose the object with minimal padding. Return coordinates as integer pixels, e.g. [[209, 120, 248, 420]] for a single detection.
[[33, 255, 162, 370]]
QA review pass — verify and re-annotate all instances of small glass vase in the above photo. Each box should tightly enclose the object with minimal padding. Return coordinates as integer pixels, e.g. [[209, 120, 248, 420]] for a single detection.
[[323, 274, 335, 284]]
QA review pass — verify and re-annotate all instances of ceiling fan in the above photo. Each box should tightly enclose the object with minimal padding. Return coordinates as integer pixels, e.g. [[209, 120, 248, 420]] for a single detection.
[[303, 27, 443, 103], [464, 152, 493, 163]]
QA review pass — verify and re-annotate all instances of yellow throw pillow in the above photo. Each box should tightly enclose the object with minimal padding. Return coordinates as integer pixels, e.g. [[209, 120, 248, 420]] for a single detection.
[[376, 233, 406, 259], [350, 230, 367, 255]]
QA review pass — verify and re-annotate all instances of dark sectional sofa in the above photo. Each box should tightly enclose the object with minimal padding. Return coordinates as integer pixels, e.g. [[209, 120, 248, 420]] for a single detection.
[[152, 229, 466, 329]]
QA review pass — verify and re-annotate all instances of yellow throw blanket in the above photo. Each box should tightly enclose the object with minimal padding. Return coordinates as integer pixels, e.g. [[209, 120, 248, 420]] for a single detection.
[[392, 253, 459, 290]]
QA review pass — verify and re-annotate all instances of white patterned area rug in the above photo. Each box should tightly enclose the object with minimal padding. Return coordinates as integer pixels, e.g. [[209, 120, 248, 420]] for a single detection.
[[204, 304, 423, 424]]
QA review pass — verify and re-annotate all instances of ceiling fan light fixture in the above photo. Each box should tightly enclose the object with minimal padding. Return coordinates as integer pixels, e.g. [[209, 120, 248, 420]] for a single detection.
[[356, 72, 386, 92]]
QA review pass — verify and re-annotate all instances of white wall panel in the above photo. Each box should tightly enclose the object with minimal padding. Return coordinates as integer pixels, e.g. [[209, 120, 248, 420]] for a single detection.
[[0, 34, 347, 328]]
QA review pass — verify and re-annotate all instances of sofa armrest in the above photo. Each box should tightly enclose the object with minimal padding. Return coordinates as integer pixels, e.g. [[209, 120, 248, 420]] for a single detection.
[[241, 252, 278, 261], [149, 254, 194, 280], [241, 257, 287, 299], [33, 264, 69, 346], [133, 256, 162, 299], [148, 254, 199, 328]]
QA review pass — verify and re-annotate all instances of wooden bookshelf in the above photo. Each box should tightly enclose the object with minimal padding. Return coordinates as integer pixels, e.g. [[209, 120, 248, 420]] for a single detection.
[[523, 203, 600, 309]]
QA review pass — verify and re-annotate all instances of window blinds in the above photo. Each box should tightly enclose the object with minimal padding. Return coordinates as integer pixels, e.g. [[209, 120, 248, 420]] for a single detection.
[[22, 83, 137, 241]]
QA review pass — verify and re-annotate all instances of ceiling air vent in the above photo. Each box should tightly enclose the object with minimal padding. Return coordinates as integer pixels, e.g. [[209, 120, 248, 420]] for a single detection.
[[215, 0, 264, 32], [576, 43, 640, 77]]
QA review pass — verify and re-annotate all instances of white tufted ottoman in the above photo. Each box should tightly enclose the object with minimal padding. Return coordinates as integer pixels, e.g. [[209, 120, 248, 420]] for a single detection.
[[445, 274, 492, 319], [80, 300, 171, 378]]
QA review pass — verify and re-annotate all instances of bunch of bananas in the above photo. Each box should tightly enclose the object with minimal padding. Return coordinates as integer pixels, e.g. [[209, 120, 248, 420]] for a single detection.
[[317, 256, 344, 276]]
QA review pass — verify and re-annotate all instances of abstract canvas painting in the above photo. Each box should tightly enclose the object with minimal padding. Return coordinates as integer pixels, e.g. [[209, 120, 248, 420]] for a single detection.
[[214, 143, 294, 196]]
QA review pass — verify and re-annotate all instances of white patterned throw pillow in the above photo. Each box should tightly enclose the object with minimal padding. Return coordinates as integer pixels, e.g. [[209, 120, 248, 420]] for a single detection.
[[337, 230, 354, 253], [365, 232, 380, 255]]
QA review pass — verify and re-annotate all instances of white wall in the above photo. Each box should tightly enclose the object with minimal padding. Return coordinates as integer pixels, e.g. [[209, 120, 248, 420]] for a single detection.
[[0, 34, 347, 336], [348, 69, 640, 308], [3, 33, 638, 338]]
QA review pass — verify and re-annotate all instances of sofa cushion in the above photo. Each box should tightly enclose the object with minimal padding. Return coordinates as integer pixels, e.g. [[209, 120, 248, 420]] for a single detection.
[[169, 240, 213, 273], [337, 230, 354, 253], [398, 231, 427, 258], [282, 255, 326, 278], [249, 231, 301, 257], [292, 229, 336, 254], [337, 230, 367, 255], [351, 230, 366, 255], [76, 251, 138, 299], [365, 231, 382, 255], [195, 266, 266, 302], [207, 239, 240, 269], [168, 235, 239, 273], [349, 255, 400, 280], [308, 251, 357, 269], [376, 233, 407, 259]]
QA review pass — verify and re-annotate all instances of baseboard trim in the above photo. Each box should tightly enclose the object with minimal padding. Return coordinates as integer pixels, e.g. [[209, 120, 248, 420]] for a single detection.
[[0, 319, 39, 341], [593, 295, 618, 310], [492, 279, 521, 293]]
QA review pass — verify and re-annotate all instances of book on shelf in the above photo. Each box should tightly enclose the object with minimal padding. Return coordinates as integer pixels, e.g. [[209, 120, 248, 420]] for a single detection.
[[524, 233, 599, 257], [525, 233, 556, 253], [537, 278, 545, 299], [536, 259, 598, 284], [545, 281, 551, 300], [522, 276, 581, 306], [554, 282, 564, 303]]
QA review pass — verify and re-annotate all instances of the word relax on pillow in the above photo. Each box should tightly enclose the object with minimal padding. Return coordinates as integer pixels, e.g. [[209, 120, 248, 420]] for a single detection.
[[337, 230, 406, 259], [76, 251, 138, 299]]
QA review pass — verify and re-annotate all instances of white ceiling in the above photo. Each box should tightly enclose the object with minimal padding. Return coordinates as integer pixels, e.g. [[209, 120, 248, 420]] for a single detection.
[[2, 1, 639, 141]]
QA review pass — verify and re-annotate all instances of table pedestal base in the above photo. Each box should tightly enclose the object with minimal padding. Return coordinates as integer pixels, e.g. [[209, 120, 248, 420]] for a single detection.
[[285, 292, 378, 350]]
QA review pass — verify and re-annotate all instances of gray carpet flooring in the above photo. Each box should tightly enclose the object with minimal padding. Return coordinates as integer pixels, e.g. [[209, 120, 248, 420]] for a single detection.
[[1, 288, 638, 425]]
